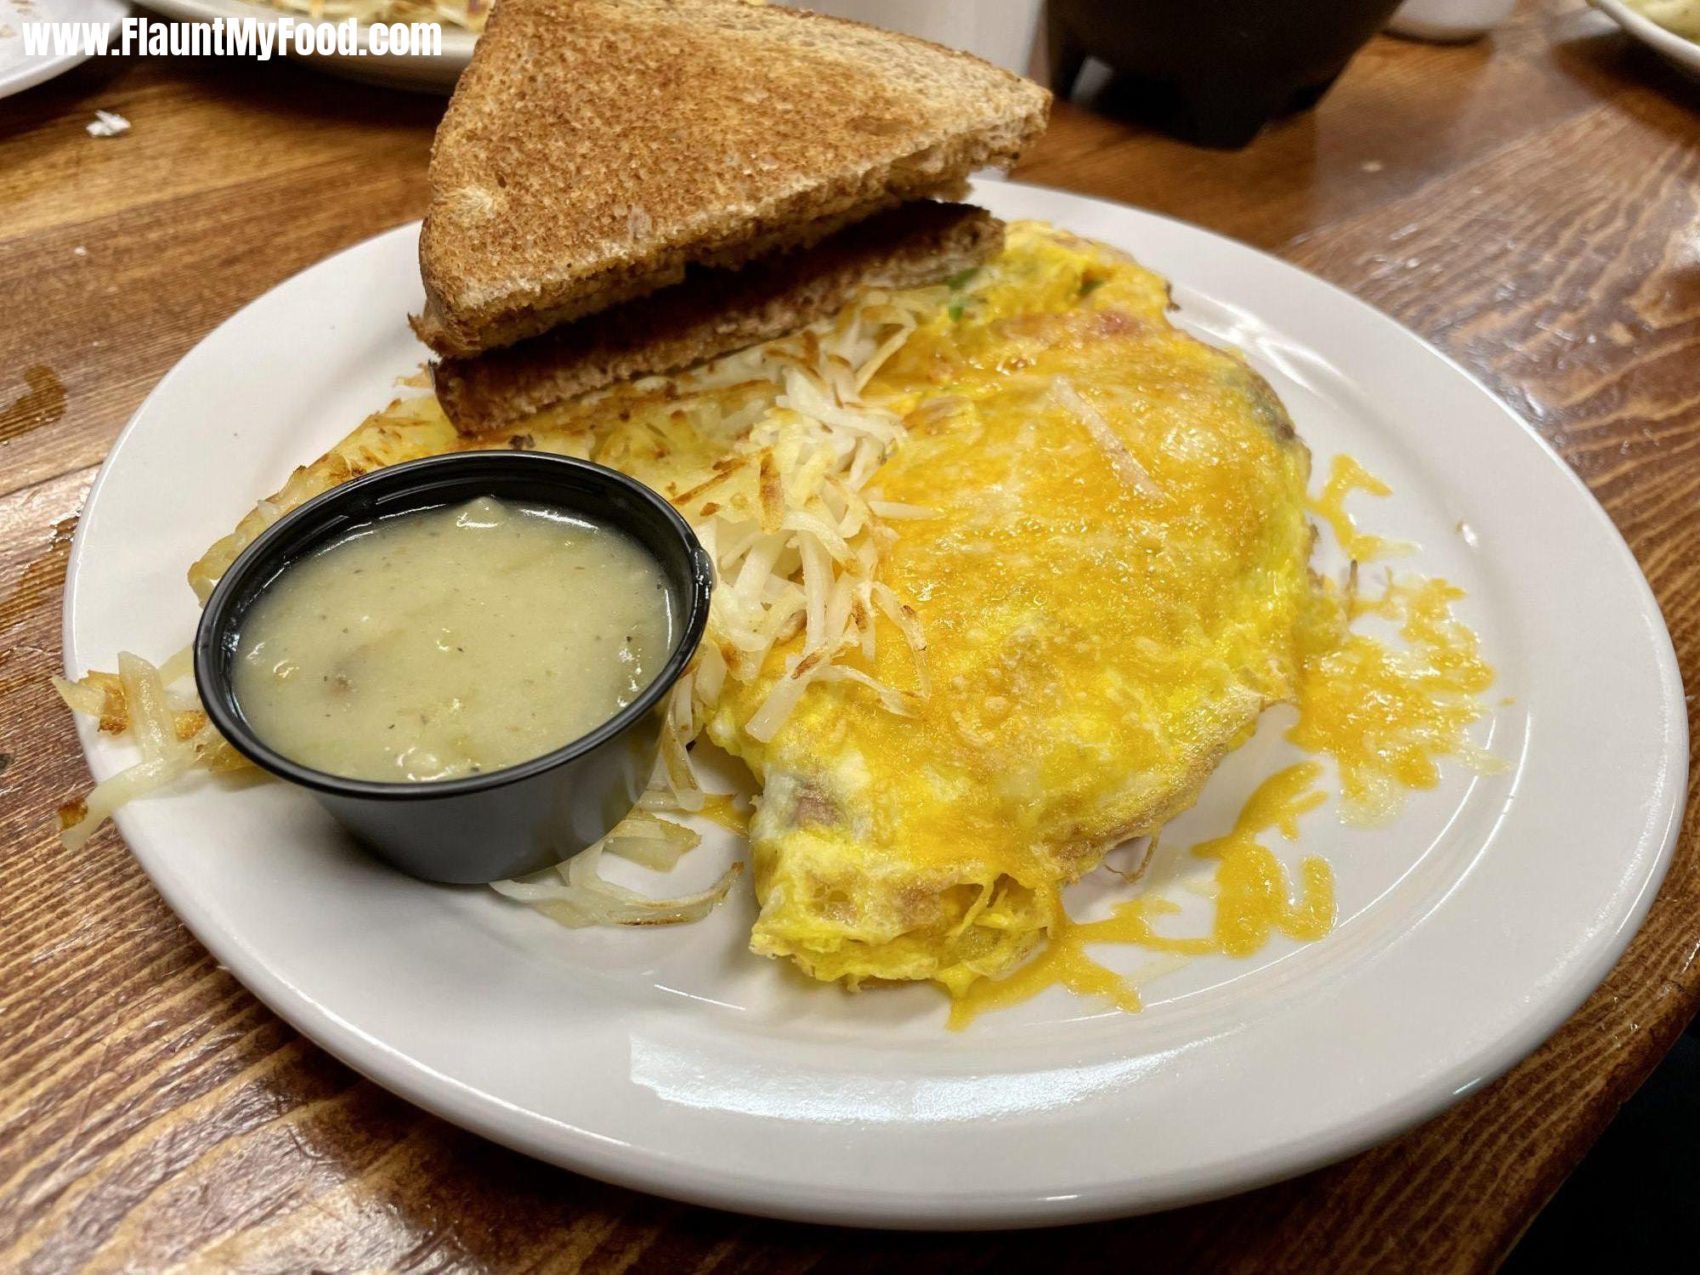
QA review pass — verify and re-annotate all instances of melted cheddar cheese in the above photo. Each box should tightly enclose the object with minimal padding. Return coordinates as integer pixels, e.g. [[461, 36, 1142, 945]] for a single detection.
[[1293, 571, 1503, 823], [951, 455, 1500, 1025], [951, 763, 1334, 1026], [1308, 454, 1411, 564], [709, 225, 1319, 993]]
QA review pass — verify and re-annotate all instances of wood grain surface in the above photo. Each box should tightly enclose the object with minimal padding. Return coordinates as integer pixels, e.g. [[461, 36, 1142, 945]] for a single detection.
[[4, 3, 1698, 1270]]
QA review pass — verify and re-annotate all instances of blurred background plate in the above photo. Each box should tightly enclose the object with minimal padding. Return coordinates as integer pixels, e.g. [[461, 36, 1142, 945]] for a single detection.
[[1593, 0, 1700, 77], [136, 0, 476, 91], [0, 0, 129, 99], [785, 0, 1044, 74]]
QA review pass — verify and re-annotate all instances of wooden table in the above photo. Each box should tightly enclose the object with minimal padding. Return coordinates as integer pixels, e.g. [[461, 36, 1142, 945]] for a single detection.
[[3, 2, 1697, 1268]]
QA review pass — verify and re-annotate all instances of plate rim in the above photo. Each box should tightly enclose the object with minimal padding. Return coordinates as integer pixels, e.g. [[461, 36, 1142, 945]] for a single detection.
[[62, 179, 1690, 1228], [0, 0, 130, 100], [1592, 0, 1700, 75]]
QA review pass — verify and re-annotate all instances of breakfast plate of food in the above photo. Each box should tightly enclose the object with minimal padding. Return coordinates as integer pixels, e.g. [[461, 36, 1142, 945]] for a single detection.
[[58, 0, 1685, 1228]]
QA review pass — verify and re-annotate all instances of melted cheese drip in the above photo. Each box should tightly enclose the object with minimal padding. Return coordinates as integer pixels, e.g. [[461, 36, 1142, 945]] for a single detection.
[[1292, 572, 1502, 824], [1308, 454, 1411, 563], [950, 764, 1333, 1027], [954, 455, 1500, 1026]]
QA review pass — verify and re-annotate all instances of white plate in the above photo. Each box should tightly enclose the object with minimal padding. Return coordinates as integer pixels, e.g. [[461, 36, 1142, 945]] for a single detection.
[[64, 180, 1687, 1228], [0, 0, 128, 99], [1592, 0, 1700, 78], [136, 0, 475, 91]]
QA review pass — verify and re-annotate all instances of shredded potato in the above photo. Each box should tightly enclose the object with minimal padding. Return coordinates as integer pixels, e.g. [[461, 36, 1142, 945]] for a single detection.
[[53, 649, 251, 850], [1051, 377, 1162, 499], [53, 280, 943, 930], [54, 648, 738, 925], [489, 696, 743, 927], [660, 288, 936, 746], [490, 788, 742, 928]]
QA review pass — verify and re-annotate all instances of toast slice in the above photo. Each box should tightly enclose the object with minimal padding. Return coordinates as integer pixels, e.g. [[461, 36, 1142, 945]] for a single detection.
[[435, 201, 1002, 434], [413, 0, 1049, 358]]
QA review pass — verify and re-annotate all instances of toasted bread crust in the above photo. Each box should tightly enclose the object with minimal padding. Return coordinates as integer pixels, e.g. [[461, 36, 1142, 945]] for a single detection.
[[435, 202, 1003, 435], [415, 0, 1048, 357]]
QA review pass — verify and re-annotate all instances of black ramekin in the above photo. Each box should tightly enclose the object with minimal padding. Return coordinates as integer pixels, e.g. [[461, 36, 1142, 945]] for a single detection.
[[194, 452, 713, 885]]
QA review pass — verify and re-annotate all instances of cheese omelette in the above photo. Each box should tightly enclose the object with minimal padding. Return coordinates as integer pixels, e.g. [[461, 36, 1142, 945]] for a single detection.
[[710, 236, 1314, 991], [182, 223, 1315, 996]]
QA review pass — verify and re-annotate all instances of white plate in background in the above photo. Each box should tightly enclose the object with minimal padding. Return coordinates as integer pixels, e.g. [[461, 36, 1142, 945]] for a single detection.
[[0, 0, 128, 99], [1593, 0, 1700, 77], [63, 180, 1687, 1227]]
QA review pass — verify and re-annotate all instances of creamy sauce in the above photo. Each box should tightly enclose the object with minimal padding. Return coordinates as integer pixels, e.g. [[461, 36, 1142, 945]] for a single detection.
[[232, 497, 674, 782]]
